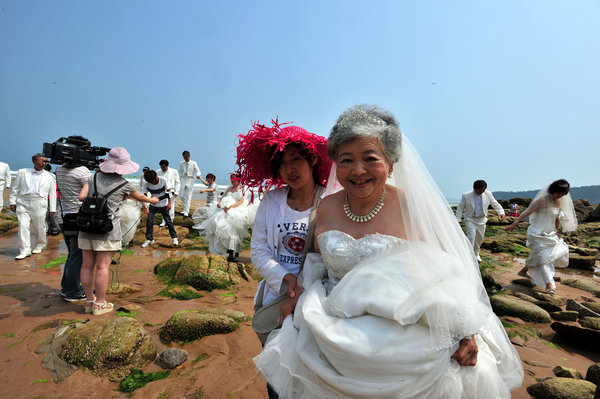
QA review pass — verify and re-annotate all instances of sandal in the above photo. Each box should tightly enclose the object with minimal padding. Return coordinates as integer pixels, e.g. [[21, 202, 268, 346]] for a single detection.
[[92, 301, 114, 316], [84, 296, 96, 314], [546, 289, 556, 296]]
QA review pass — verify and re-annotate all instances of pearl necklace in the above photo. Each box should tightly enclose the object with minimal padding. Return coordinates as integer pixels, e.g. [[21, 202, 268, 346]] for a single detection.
[[344, 187, 385, 223]]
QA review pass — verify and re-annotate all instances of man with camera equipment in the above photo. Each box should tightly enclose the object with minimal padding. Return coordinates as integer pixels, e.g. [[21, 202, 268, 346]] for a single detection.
[[55, 140, 92, 301], [0, 161, 11, 213], [10, 154, 56, 259], [178, 150, 201, 217], [157, 159, 180, 226]]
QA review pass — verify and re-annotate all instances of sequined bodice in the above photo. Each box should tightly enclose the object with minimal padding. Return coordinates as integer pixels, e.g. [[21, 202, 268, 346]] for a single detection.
[[317, 230, 406, 283]]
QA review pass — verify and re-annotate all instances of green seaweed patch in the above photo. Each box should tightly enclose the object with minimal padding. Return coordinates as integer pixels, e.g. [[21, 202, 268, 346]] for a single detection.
[[39, 256, 68, 269], [23, 361, 29, 366], [501, 321, 542, 340], [116, 310, 139, 318], [8, 339, 24, 348], [157, 286, 203, 300], [32, 379, 48, 384], [3, 332, 15, 338], [131, 269, 146, 273], [242, 233, 252, 250], [62, 319, 85, 325], [221, 292, 236, 298], [510, 244, 529, 256], [119, 368, 170, 392], [143, 321, 163, 327], [543, 341, 561, 350], [0, 285, 26, 294], [192, 353, 209, 364], [42, 304, 51, 309], [117, 247, 135, 256]]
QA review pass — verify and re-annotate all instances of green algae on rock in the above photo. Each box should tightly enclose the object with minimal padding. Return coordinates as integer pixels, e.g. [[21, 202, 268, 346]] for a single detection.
[[60, 318, 156, 374], [159, 308, 250, 344], [119, 368, 170, 392]]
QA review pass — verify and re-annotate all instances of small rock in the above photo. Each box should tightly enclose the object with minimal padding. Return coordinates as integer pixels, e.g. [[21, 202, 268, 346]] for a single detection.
[[553, 365, 583, 379], [523, 359, 550, 368], [586, 363, 600, 385], [536, 301, 563, 313], [551, 311, 579, 321], [155, 348, 188, 369], [568, 254, 597, 271], [532, 291, 567, 306], [579, 317, 600, 330], [527, 377, 596, 399], [512, 278, 534, 288], [562, 279, 600, 297], [490, 294, 551, 323]]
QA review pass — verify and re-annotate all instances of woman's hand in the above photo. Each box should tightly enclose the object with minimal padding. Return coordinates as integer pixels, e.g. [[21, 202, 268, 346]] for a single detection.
[[278, 284, 303, 326], [282, 273, 298, 298], [451, 336, 478, 366], [505, 222, 517, 232]]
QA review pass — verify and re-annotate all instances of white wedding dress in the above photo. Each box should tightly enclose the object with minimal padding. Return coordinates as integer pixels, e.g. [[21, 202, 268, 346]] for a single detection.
[[202, 188, 250, 254], [255, 230, 523, 399], [525, 207, 569, 288]]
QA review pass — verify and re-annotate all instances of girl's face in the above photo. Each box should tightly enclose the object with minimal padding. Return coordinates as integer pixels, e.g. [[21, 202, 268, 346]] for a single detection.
[[278, 147, 317, 191], [207, 176, 215, 184], [551, 192, 565, 201], [230, 175, 240, 187], [335, 137, 391, 201]]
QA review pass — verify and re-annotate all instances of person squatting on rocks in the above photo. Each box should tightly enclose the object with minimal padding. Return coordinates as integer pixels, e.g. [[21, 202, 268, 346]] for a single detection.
[[141, 169, 178, 247], [456, 179, 506, 262], [10, 153, 56, 260], [178, 150, 201, 217], [78, 147, 158, 316], [505, 179, 577, 295], [157, 159, 180, 227], [55, 148, 92, 301], [0, 161, 11, 212]]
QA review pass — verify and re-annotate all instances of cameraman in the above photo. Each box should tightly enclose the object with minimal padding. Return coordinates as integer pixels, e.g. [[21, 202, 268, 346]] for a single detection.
[[55, 136, 92, 301]]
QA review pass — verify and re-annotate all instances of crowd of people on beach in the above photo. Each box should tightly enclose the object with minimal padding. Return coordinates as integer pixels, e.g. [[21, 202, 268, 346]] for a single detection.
[[1, 103, 581, 397]]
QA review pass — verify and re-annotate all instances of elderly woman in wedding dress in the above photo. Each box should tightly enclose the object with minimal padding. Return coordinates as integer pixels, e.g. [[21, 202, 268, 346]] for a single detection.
[[254, 105, 523, 398], [505, 179, 577, 295]]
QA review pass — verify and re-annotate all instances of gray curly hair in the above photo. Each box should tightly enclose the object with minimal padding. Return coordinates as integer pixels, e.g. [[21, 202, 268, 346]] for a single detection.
[[328, 104, 402, 163]]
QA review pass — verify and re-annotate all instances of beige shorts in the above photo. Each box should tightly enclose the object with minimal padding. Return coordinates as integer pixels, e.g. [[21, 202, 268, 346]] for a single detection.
[[78, 236, 122, 252]]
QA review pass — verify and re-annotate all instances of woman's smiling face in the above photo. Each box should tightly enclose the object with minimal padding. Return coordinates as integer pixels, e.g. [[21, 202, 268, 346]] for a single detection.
[[335, 137, 391, 200]]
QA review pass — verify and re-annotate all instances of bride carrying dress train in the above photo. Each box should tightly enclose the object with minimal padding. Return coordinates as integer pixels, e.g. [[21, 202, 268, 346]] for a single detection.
[[254, 105, 523, 398]]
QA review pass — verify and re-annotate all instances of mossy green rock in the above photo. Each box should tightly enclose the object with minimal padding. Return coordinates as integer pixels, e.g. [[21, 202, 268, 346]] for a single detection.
[[482, 234, 530, 256], [0, 219, 18, 234], [154, 257, 185, 280], [60, 318, 156, 372], [568, 254, 597, 271], [553, 365, 583, 379], [502, 321, 542, 341], [579, 317, 600, 330], [159, 308, 249, 344], [562, 278, 600, 297], [584, 302, 600, 314], [490, 294, 551, 323], [174, 255, 231, 291], [551, 311, 579, 321], [526, 377, 596, 399], [157, 285, 203, 300]]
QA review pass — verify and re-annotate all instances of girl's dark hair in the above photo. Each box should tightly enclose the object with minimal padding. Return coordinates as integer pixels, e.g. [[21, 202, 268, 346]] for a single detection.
[[206, 173, 216, 180], [270, 143, 319, 184], [548, 179, 570, 195]]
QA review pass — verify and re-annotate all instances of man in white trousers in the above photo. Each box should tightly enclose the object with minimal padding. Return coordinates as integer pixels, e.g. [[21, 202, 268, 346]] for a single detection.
[[10, 154, 57, 259], [0, 161, 11, 212], [456, 179, 505, 262], [157, 159, 180, 226], [178, 151, 201, 217]]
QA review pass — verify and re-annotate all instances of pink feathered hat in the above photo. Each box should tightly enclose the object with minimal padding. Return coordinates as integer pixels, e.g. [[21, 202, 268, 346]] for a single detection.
[[236, 119, 331, 189], [99, 147, 139, 175]]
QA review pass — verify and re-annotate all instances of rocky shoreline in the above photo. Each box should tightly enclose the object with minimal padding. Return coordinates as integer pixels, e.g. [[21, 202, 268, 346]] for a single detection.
[[0, 198, 599, 398]]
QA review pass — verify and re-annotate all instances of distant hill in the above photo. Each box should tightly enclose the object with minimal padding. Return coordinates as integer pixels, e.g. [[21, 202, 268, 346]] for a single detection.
[[494, 185, 600, 204]]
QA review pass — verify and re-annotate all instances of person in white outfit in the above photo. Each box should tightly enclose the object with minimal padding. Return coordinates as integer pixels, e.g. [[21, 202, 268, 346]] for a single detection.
[[157, 159, 180, 226], [9, 154, 57, 259], [456, 180, 505, 262], [178, 150, 201, 217], [0, 161, 11, 212]]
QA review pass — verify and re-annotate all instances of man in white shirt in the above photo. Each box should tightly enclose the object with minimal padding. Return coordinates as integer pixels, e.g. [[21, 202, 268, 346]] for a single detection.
[[0, 161, 11, 212], [456, 180, 505, 262], [9, 154, 57, 259], [178, 150, 201, 217], [157, 159, 180, 226]]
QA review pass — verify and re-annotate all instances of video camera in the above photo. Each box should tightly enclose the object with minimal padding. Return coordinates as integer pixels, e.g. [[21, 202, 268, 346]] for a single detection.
[[43, 136, 110, 170]]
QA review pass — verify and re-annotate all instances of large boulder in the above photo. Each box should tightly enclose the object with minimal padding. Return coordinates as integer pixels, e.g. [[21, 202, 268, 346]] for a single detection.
[[490, 294, 551, 323], [587, 363, 600, 385], [159, 308, 250, 344], [562, 279, 600, 298], [60, 318, 156, 374], [527, 377, 596, 399], [551, 322, 600, 351]]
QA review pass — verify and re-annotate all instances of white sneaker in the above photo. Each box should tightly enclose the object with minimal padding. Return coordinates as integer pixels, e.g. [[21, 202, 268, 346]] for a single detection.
[[476, 255, 482, 262], [141, 240, 155, 248], [182, 212, 188, 217], [159, 221, 166, 227], [172, 238, 179, 246], [32, 247, 44, 254], [15, 251, 31, 260]]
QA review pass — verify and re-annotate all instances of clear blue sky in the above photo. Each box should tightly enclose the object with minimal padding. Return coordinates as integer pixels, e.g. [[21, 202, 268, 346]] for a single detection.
[[1, 0, 599, 199]]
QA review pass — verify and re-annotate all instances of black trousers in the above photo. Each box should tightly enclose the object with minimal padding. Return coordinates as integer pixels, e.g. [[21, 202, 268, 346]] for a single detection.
[[146, 206, 177, 240]]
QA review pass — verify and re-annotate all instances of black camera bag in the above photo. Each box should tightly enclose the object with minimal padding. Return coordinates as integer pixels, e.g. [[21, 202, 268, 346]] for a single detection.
[[75, 173, 128, 234]]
